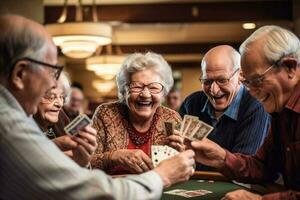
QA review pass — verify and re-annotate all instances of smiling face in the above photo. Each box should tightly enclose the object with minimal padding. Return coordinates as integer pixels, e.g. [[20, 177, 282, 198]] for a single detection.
[[37, 79, 66, 125], [126, 69, 164, 122], [201, 47, 241, 112], [241, 41, 297, 113]]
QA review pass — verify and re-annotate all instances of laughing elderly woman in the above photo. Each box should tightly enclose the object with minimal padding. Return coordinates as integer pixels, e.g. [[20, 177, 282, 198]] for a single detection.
[[34, 72, 97, 167], [91, 52, 181, 174]]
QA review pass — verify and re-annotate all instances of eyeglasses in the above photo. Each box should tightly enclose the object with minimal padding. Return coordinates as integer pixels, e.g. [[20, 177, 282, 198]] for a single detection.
[[128, 82, 164, 94], [41, 92, 67, 104], [199, 68, 239, 87], [11, 57, 64, 80], [241, 64, 274, 88]]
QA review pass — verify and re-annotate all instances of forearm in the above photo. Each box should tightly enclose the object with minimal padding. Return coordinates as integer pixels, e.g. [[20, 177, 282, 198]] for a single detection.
[[262, 190, 300, 200], [219, 150, 265, 184], [90, 151, 113, 170]]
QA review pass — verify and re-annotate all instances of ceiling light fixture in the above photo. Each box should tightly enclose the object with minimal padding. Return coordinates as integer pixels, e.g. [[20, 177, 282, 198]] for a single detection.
[[242, 23, 256, 30], [86, 55, 124, 80], [45, 0, 112, 59], [92, 80, 116, 93]]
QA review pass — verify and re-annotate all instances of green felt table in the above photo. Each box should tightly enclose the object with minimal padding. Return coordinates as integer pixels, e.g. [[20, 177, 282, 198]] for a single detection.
[[161, 171, 283, 200], [162, 179, 246, 199]]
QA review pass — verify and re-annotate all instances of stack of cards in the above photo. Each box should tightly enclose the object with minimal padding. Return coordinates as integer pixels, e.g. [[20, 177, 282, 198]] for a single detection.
[[64, 114, 92, 136], [163, 115, 214, 141], [164, 189, 212, 198], [151, 145, 179, 167]]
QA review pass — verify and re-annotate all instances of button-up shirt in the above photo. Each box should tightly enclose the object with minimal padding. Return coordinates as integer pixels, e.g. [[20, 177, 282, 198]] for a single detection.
[[221, 82, 300, 200], [180, 85, 270, 155]]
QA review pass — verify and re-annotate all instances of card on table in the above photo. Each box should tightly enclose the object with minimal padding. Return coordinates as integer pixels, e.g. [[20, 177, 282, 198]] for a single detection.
[[164, 189, 212, 198]]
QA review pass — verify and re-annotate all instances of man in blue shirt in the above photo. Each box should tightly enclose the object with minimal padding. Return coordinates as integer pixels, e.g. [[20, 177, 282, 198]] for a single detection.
[[178, 45, 270, 158]]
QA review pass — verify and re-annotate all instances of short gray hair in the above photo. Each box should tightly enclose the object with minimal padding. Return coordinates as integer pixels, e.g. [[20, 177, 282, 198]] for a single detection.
[[240, 25, 300, 65], [0, 15, 49, 77], [116, 52, 174, 103]]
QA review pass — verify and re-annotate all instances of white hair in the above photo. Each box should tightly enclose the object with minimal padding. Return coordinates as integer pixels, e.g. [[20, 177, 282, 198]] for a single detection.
[[240, 25, 300, 65], [116, 52, 174, 103], [58, 71, 71, 104]]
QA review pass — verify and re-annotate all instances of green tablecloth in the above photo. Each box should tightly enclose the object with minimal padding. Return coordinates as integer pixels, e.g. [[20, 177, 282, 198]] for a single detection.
[[162, 179, 247, 200]]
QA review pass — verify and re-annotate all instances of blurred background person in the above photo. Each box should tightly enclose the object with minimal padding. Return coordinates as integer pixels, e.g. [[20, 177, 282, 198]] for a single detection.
[[63, 85, 85, 121], [33, 71, 94, 167], [34, 71, 70, 139], [91, 52, 181, 174], [164, 87, 181, 111]]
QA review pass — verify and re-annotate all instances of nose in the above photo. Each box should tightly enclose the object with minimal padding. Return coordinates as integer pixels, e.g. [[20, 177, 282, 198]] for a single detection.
[[209, 81, 220, 95], [139, 86, 151, 97], [53, 97, 63, 108], [248, 86, 260, 98]]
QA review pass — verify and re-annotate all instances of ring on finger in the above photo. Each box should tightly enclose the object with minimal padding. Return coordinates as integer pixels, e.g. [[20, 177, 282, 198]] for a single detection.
[[138, 161, 145, 167]]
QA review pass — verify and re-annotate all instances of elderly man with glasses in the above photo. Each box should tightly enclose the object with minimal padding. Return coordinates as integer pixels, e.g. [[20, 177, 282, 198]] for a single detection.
[[169, 45, 270, 170], [0, 15, 196, 200], [191, 26, 300, 199]]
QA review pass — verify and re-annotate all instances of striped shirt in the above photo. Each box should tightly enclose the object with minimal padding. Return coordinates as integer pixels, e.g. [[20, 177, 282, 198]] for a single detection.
[[0, 84, 163, 200]]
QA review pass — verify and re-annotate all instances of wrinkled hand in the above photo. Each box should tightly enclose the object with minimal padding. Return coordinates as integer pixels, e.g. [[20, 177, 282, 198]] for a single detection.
[[111, 149, 154, 173], [190, 138, 226, 169], [167, 130, 186, 152], [71, 125, 98, 167], [221, 189, 262, 200], [154, 150, 195, 188], [52, 135, 77, 151]]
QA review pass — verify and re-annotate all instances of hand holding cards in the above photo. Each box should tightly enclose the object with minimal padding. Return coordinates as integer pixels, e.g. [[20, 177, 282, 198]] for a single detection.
[[163, 115, 214, 141], [151, 145, 179, 167], [64, 114, 92, 136]]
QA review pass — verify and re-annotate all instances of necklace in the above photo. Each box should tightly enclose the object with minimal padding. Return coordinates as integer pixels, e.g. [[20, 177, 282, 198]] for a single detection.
[[122, 106, 158, 146], [45, 127, 56, 139]]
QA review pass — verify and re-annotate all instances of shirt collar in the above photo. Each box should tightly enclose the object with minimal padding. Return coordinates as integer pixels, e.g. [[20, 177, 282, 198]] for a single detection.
[[201, 85, 244, 121], [285, 81, 300, 113]]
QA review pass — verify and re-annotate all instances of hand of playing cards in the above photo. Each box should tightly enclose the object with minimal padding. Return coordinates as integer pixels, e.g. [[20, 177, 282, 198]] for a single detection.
[[151, 145, 179, 167], [163, 115, 214, 141], [64, 114, 92, 136]]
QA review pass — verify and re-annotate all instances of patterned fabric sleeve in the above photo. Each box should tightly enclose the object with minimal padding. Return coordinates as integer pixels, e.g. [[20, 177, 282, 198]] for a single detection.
[[91, 106, 112, 170]]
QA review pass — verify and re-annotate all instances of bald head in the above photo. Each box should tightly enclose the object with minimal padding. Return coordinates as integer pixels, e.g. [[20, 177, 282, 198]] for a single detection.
[[199, 45, 241, 113], [0, 15, 56, 78], [201, 45, 241, 73]]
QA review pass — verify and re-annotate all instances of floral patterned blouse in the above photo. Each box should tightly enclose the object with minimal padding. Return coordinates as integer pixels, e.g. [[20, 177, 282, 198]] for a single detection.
[[91, 101, 181, 172]]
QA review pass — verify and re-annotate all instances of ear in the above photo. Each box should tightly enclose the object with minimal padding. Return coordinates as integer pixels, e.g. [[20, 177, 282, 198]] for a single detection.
[[10, 60, 29, 90], [281, 57, 298, 79]]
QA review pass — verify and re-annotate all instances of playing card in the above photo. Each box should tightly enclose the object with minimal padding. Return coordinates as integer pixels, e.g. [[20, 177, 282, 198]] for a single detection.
[[180, 115, 198, 136], [64, 114, 83, 131], [64, 114, 92, 136], [164, 189, 187, 195], [180, 189, 212, 197], [151, 145, 179, 167], [164, 189, 212, 198], [183, 118, 200, 139], [163, 121, 174, 136], [151, 145, 164, 167], [192, 120, 213, 141]]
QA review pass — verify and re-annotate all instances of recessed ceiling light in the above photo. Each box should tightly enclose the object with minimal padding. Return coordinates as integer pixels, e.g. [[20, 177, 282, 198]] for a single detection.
[[242, 23, 256, 30]]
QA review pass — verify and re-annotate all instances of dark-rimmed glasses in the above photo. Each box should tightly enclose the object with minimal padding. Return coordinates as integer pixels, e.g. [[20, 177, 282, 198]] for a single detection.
[[241, 64, 275, 88], [128, 82, 164, 94], [199, 68, 239, 87], [11, 57, 64, 80]]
